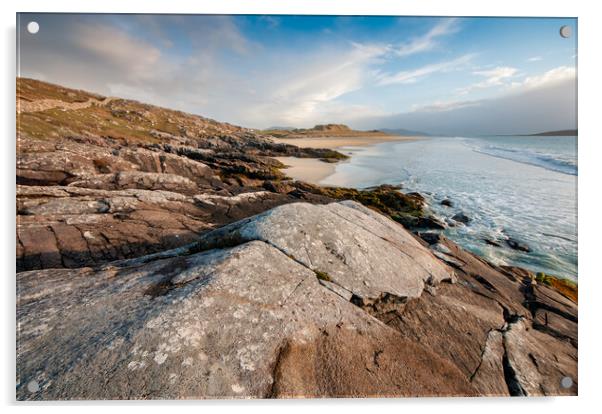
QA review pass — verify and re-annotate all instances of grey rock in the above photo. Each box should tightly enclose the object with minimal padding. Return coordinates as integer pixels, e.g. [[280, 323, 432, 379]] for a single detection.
[[395, 214, 447, 230], [17, 239, 474, 400], [452, 212, 471, 224], [195, 201, 454, 300], [69, 172, 199, 193], [318, 279, 354, 301], [431, 250, 464, 268], [469, 330, 508, 396], [503, 318, 577, 396], [16, 185, 292, 272], [431, 243, 453, 255], [505, 237, 531, 252], [483, 238, 502, 247], [120, 148, 218, 187], [418, 231, 442, 245]]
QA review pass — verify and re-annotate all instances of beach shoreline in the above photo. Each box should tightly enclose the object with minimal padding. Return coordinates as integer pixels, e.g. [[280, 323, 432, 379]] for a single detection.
[[272, 134, 421, 150], [274, 135, 421, 184]]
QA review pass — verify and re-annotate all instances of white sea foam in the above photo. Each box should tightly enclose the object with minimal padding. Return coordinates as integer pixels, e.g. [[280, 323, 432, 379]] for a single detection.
[[472, 143, 577, 175], [321, 135, 577, 280]]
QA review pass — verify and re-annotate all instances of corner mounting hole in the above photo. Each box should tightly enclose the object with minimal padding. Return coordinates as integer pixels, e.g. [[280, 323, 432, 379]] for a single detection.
[[560, 376, 573, 389], [27, 380, 40, 393], [559, 25, 571, 38], [27, 21, 39, 34]]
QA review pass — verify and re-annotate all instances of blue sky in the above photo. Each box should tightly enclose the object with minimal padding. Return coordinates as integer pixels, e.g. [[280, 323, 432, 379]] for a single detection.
[[18, 14, 577, 134]]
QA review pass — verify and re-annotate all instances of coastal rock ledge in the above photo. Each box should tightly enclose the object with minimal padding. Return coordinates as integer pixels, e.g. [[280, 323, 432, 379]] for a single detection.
[[17, 201, 577, 400]]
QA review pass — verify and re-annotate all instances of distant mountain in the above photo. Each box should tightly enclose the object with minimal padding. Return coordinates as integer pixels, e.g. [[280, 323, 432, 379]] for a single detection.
[[379, 128, 431, 137], [528, 129, 578, 136]]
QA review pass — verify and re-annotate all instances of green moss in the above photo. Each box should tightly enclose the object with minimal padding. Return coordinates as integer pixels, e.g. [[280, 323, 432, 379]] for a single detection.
[[313, 185, 424, 218], [535, 272, 578, 302], [314, 270, 332, 282], [319, 150, 348, 160]]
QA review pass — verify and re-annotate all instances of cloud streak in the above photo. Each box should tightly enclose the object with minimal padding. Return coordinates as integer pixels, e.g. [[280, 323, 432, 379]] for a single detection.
[[457, 66, 518, 94], [510, 66, 576, 91], [395, 18, 459, 57], [377, 54, 474, 85]]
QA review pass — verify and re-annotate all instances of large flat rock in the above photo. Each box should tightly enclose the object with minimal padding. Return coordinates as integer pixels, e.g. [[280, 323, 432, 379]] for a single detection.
[[17, 240, 474, 400], [195, 201, 454, 300]]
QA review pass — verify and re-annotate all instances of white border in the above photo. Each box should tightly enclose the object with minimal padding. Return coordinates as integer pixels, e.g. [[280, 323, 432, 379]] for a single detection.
[[2, 1, 601, 413]]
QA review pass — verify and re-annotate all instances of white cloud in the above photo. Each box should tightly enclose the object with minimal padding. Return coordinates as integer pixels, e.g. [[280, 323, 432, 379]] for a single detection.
[[457, 66, 518, 94], [410, 65, 574, 116], [377, 54, 474, 85], [74, 23, 162, 79], [353, 67, 576, 135], [243, 43, 389, 126], [396, 18, 459, 57], [474, 66, 518, 84], [510, 66, 576, 91], [528, 56, 542, 62]]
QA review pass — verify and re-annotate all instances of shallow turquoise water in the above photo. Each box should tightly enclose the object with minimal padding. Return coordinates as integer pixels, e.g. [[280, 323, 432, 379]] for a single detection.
[[321, 136, 577, 280]]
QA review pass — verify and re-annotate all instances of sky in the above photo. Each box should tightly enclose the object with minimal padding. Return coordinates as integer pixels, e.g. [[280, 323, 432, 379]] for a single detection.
[[18, 14, 577, 135]]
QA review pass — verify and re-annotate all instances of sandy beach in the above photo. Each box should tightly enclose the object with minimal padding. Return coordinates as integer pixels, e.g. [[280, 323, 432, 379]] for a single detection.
[[274, 135, 421, 184], [274, 157, 338, 184], [272, 135, 420, 149]]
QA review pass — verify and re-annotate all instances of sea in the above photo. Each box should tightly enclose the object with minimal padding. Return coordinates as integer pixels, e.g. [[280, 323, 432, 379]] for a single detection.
[[320, 135, 578, 281]]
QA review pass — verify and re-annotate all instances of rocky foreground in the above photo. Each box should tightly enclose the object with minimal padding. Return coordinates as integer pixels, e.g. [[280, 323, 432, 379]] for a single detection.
[[16, 78, 577, 399]]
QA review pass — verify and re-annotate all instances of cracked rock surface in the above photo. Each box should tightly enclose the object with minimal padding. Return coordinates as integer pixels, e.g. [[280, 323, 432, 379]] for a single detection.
[[17, 202, 577, 399]]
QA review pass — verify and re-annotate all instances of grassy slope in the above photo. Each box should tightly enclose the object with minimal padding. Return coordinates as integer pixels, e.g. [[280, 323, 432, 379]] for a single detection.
[[17, 77, 246, 145]]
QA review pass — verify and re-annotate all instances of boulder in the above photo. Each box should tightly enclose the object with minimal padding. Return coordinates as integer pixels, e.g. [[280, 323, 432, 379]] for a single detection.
[[483, 238, 502, 247], [440, 199, 454, 207], [505, 237, 531, 252], [417, 231, 442, 245], [452, 212, 471, 225], [371, 232, 578, 397], [394, 214, 447, 230], [193, 201, 454, 300]]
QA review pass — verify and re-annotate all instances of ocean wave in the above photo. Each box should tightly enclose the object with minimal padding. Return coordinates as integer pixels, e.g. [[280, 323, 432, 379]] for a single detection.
[[473, 144, 577, 175]]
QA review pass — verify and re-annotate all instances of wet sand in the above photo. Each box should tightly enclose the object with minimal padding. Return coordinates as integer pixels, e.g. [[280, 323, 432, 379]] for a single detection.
[[274, 135, 422, 184], [274, 157, 337, 185]]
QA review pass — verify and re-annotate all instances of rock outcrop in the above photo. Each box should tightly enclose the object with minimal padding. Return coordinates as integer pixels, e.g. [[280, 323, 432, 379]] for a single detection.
[[17, 202, 577, 400], [16, 184, 293, 271]]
